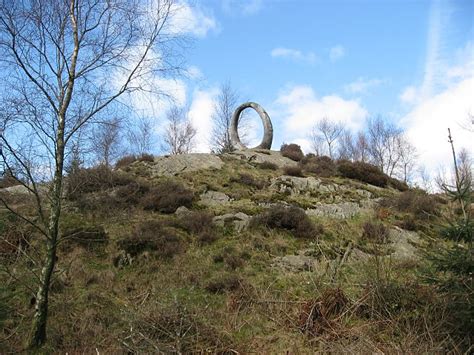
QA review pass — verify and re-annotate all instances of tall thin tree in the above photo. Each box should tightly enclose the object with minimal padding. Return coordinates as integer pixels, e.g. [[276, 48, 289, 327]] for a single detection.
[[0, 0, 183, 347]]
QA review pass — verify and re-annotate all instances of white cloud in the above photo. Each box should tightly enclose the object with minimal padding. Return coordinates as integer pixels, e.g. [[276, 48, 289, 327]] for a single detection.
[[186, 65, 203, 80], [222, 0, 264, 15], [329, 45, 345, 62], [401, 77, 474, 179], [275, 85, 368, 144], [188, 88, 218, 153], [271, 47, 317, 64], [344, 77, 384, 94], [169, 1, 217, 37], [399, 86, 419, 105]]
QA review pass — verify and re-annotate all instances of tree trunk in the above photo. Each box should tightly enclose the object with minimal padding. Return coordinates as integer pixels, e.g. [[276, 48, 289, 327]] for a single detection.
[[29, 123, 65, 348]]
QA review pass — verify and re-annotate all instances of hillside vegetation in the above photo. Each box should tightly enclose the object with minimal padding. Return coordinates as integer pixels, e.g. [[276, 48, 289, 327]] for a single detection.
[[0, 150, 472, 353]]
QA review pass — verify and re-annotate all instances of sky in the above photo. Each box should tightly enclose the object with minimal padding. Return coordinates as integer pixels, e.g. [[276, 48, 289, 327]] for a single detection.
[[132, 0, 474, 180]]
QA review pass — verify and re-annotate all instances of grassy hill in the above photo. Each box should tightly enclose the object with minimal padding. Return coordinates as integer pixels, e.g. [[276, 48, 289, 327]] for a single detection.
[[0, 150, 472, 353]]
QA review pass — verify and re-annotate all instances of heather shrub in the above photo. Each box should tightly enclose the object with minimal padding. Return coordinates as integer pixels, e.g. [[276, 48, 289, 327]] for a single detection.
[[205, 274, 242, 294], [251, 205, 323, 239], [230, 173, 265, 189], [337, 160, 388, 187], [117, 220, 184, 258], [0, 170, 20, 188], [361, 221, 389, 244], [137, 153, 154, 162], [394, 190, 439, 218], [283, 165, 304, 177], [65, 165, 133, 199], [280, 143, 304, 161], [61, 226, 108, 251], [141, 180, 194, 213], [115, 155, 137, 169], [114, 180, 150, 206], [257, 161, 278, 170], [301, 155, 337, 177], [179, 210, 217, 244]]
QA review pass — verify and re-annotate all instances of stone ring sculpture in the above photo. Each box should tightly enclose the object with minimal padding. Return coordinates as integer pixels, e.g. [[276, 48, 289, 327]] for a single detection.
[[229, 102, 273, 150]]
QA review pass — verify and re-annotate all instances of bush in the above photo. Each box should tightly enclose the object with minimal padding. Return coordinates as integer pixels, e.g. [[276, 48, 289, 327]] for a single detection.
[[251, 205, 323, 239], [280, 143, 304, 161], [257, 161, 278, 170], [205, 274, 242, 294], [117, 220, 184, 258], [137, 153, 154, 162], [65, 165, 134, 199], [141, 180, 194, 213], [114, 180, 150, 206], [230, 173, 265, 189], [115, 155, 137, 169], [179, 210, 217, 244], [283, 165, 304, 177], [337, 160, 388, 187], [388, 176, 409, 191], [61, 226, 108, 251], [393, 190, 440, 218], [301, 155, 337, 177], [361, 221, 389, 243], [0, 170, 20, 188]]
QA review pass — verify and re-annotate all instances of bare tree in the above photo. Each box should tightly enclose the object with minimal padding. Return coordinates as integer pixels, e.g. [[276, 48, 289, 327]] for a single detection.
[[162, 105, 196, 155], [311, 117, 343, 158], [0, 0, 183, 348], [337, 130, 370, 162], [127, 115, 155, 155], [396, 136, 417, 184], [366, 116, 403, 175], [91, 117, 123, 167], [211, 81, 249, 153]]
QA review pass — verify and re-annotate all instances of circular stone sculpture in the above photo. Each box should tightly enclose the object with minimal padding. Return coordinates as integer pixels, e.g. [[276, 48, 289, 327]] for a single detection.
[[229, 102, 273, 150]]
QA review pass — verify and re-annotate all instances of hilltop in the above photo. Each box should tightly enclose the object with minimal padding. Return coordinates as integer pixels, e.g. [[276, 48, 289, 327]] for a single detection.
[[0, 150, 471, 353]]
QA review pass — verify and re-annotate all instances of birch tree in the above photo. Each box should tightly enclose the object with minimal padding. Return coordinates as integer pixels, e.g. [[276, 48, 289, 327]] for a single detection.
[[0, 0, 183, 347]]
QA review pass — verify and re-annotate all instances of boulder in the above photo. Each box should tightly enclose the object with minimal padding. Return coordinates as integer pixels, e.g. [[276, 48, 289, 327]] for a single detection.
[[149, 153, 224, 177], [225, 150, 297, 168], [199, 190, 231, 206], [306, 202, 364, 219], [213, 212, 250, 232]]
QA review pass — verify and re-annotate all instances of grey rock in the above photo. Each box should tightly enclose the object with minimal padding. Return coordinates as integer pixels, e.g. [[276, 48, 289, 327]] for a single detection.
[[272, 254, 317, 272], [224, 150, 297, 168], [306, 202, 363, 219], [199, 190, 231, 206], [270, 175, 337, 195], [213, 212, 250, 232], [149, 153, 223, 177], [388, 227, 421, 260], [174, 206, 191, 218]]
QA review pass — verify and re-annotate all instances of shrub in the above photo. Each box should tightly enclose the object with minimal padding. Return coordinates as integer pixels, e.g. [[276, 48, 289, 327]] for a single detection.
[[394, 190, 439, 218], [0, 170, 20, 188], [257, 161, 278, 170], [230, 173, 265, 189], [114, 180, 150, 206], [283, 165, 304, 177], [280, 143, 304, 161], [301, 155, 337, 177], [299, 288, 349, 336], [141, 180, 194, 213], [205, 274, 242, 294], [61, 226, 108, 251], [115, 155, 137, 169], [137, 153, 154, 162], [251, 205, 323, 239], [65, 165, 134, 199], [117, 220, 184, 258], [361, 221, 389, 243], [179, 210, 218, 244], [388, 176, 409, 191], [337, 160, 388, 187]]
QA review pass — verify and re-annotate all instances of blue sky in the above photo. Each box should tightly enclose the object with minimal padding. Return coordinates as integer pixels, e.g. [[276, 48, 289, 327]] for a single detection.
[[135, 0, 473, 178]]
